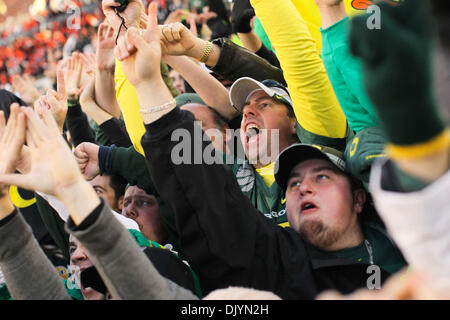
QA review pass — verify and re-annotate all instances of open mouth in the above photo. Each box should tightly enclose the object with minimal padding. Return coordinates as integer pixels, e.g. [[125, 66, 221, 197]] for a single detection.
[[301, 201, 318, 214], [245, 123, 262, 144]]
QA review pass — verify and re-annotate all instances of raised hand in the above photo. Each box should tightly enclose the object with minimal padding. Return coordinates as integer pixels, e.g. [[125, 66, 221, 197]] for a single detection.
[[73, 142, 100, 181], [78, 52, 96, 85], [0, 107, 84, 196], [120, 2, 163, 87], [11, 74, 41, 105], [198, 5, 217, 25], [159, 21, 203, 58], [314, 0, 343, 7], [64, 52, 83, 100], [163, 8, 191, 24], [104, 0, 143, 61], [34, 69, 68, 132], [102, 0, 142, 32], [44, 48, 58, 83], [231, 0, 255, 34], [80, 78, 115, 125], [313, 0, 346, 29], [349, 0, 439, 146], [0, 107, 101, 224], [0, 104, 25, 216], [0, 104, 26, 184], [96, 22, 117, 72]]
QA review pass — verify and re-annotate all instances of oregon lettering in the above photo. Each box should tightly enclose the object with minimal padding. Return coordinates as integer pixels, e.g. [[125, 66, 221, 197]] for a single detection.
[[349, 137, 359, 158]]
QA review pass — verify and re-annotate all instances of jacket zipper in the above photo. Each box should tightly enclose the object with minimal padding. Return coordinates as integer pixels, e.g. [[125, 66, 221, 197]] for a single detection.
[[364, 240, 374, 265]]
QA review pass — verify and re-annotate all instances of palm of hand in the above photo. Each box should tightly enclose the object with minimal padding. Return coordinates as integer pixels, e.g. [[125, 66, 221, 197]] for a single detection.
[[27, 137, 82, 196], [97, 40, 116, 71], [106, 1, 142, 31], [65, 71, 81, 98], [0, 135, 21, 176], [0, 105, 26, 177]]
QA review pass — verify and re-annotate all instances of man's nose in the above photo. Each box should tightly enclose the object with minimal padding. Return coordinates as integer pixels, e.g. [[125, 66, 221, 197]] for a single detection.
[[124, 203, 138, 220], [71, 246, 88, 263], [243, 103, 258, 118], [299, 177, 314, 196]]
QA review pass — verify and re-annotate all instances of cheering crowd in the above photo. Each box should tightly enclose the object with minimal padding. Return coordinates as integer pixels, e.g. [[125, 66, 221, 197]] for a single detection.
[[0, 0, 449, 300]]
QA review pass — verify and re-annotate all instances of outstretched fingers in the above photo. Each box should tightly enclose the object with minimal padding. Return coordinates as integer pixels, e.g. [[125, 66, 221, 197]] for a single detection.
[[0, 110, 5, 138], [56, 68, 66, 101], [22, 107, 49, 146], [144, 1, 160, 43], [4, 104, 19, 143]]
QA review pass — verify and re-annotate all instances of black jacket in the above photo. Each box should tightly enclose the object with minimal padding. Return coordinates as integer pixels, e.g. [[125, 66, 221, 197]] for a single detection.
[[140, 108, 390, 299], [210, 38, 285, 85]]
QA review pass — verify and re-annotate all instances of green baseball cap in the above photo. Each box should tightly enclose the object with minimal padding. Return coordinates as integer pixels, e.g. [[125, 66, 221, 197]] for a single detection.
[[175, 93, 206, 108]]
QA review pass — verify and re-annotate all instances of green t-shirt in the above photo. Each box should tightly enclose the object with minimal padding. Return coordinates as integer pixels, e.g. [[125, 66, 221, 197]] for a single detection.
[[332, 224, 406, 275], [0, 284, 12, 300]]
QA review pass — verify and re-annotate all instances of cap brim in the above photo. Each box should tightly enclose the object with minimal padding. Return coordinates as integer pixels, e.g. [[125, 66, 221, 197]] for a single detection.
[[274, 144, 345, 191], [229, 77, 276, 112], [175, 93, 206, 108]]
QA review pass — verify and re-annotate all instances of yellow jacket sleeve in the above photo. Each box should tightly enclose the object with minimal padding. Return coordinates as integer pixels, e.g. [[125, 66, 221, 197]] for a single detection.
[[251, 0, 347, 138], [290, 0, 366, 52], [114, 60, 146, 155]]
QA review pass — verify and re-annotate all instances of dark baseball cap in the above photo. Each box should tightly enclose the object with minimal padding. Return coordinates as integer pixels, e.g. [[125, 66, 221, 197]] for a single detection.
[[274, 143, 346, 191]]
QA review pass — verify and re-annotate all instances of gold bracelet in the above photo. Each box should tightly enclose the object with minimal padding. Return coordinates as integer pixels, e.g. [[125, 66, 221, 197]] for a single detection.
[[199, 41, 213, 63]]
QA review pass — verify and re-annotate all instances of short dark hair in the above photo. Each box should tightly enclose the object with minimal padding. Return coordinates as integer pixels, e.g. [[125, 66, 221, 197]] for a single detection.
[[107, 174, 128, 201]]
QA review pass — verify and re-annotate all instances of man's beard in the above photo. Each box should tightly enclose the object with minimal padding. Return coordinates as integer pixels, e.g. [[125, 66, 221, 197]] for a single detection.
[[299, 218, 341, 251]]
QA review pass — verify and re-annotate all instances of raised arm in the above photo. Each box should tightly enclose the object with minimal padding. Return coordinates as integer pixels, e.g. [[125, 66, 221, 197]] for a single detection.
[[231, 0, 280, 68], [350, 0, 449, 185], [117, 2, 306, 298], [315, 0, 379, 133], [163, 54, 238, 121], [94, 22, 121, 119], [351, 0, 450, 293], [0, 105, 70, 300], [250, 0, 348, 139], [0, 102, 194, 300]]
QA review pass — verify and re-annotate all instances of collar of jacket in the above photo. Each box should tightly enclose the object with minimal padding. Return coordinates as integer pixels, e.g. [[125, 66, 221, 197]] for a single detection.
[[305, 242, 368, 270]]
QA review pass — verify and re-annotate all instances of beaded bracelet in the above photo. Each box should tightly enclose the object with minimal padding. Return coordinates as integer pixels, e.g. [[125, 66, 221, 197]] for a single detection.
[[140, 99, 176, 114]]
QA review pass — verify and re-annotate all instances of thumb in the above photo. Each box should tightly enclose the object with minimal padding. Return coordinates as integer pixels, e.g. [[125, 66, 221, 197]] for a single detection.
[[126, 27, 148, 52], [0, 174, 34, 192]]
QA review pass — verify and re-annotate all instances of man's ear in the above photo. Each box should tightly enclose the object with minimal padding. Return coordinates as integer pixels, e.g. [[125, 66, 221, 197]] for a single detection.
[[117, 195, 124, 211], [291, 118, 297, 136], [353, 189, 367, 214]]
